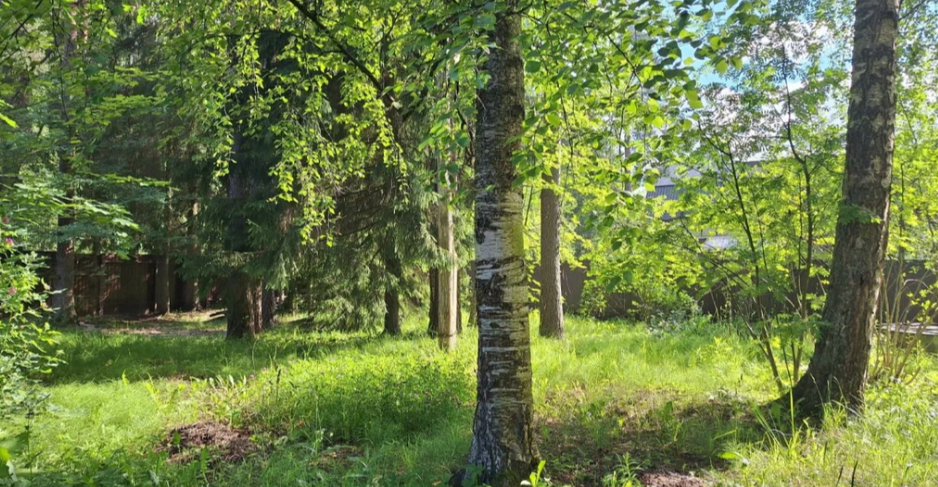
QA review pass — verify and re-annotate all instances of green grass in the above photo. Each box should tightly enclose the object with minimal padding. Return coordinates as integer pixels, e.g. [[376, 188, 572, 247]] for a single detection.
[[3, 312, 937, 486]]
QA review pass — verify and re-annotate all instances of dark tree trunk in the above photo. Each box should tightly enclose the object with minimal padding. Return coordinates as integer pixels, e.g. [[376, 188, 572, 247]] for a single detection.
[[785, 0, 899, 416], [223, 31, 288, 338], [226, 272, 262, 339], [539, 166, 564, 339], [427, 268, 439, 336], [51, 1, 83, 325], [225, 147, 257, 338], [155, 255, 171, 315], [262, 288, 278, 329], [382, 250, 403, 336], [453, 2, 538, 484], [384, 288, 401, 336]]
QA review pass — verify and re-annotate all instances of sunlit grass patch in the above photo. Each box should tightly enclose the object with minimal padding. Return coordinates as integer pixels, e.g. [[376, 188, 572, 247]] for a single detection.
[[6, 312, 938, 486]]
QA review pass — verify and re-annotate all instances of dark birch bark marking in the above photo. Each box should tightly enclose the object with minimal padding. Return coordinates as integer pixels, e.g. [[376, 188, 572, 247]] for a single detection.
[[786, 0, 899, 416], [539, 167, 564, 339], [468, 260, 478, 328], [455, 1, 538, 485]]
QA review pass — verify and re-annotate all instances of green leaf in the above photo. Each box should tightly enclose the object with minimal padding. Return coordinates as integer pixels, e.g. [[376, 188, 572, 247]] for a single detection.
[[715, 59, 729, 74], [525, 61, 541, 74], [686, 90, 703, 109], [545, 113, 562, 126], [0, 113, 17, 128], [709, 35, 722, 50]]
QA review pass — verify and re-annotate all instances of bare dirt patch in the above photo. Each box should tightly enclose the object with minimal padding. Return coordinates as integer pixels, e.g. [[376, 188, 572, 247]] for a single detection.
[[91, 326, 224, 337], [76, 310, 226, 337], [640, 471, 706, 487], [162, 421, 256, 463]]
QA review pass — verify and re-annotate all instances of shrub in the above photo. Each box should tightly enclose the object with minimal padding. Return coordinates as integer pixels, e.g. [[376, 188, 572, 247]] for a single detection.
[[0, 221, 62, 418]]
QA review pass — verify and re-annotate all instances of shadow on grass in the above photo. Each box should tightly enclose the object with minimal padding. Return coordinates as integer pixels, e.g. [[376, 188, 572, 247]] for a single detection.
[[539, 392, 763, 486]]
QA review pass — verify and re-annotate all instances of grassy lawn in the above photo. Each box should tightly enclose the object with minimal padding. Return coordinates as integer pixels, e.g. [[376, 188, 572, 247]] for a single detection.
[[3, 312, 937, 486]]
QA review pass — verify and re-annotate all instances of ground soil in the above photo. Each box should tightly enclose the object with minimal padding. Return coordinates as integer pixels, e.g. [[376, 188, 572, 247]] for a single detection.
[[162, 421, 256, 463], [640, 471, 706, 487]]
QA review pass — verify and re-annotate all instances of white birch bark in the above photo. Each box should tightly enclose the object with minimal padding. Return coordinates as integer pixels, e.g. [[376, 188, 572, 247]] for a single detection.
[[457, 1, 538, 484]]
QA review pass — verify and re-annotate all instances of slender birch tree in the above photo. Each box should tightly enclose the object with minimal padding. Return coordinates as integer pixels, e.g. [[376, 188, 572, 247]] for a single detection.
[[456, 1, 538, 484]]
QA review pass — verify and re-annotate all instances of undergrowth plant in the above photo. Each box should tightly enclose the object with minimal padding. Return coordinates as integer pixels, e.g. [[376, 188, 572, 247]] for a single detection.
[[0, 217, 63, 484]]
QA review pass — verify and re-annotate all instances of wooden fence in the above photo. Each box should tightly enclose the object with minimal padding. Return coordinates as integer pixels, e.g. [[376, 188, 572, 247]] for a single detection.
[[46, 253, 935, 321], [41, 253, 203, 318]]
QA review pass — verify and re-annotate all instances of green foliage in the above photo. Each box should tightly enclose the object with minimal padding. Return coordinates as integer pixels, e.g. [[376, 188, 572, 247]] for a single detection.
[[0, 216, 63, 484], [0, 219, 62, 418]]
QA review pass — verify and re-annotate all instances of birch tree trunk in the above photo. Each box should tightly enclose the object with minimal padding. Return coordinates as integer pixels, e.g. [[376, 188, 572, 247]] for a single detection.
[[539, 166, 564, 339], [454, 1, 538, 484], [468, 261, 478, 327], [786, 0, 899, 416]]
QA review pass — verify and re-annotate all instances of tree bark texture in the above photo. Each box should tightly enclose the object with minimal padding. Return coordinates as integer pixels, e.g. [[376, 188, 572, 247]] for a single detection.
[[224, 139, 260, 338], [539, 167, 564, 339], [226, 271, 263, 339], [455, 2, 538, 484], [384, 288, 402, 336], [262, 288, 278, 329], [383, 250, 403, 335], [787, 0, 899, 416], [437, 196, 458, 350], [468, 261, 478, 327]]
